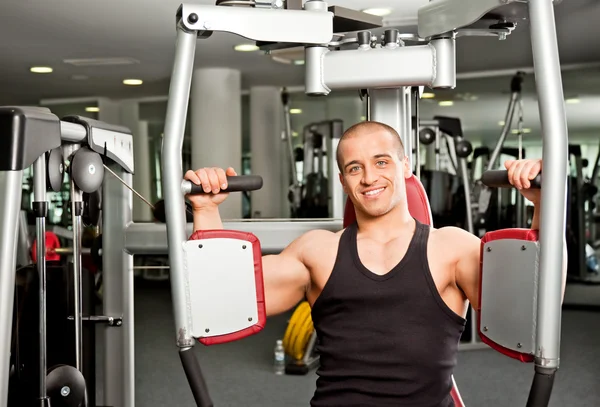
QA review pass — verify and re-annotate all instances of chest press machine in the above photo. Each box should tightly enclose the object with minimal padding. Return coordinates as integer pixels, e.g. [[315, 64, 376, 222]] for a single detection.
[[0, 1, 568, 407]]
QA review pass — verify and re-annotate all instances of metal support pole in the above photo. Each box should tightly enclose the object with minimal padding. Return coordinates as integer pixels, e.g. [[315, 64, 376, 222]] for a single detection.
[[33, 156, 50, 405], [529, 0, 568, 372], [487, 92, 519, 171], [0, 170, 24, 407], [70, 181, 84, 373], [162, 26, 197, 347], [102, 164, 135, 407], [414, 88, 421, 178], [370, 88, 412, 169]]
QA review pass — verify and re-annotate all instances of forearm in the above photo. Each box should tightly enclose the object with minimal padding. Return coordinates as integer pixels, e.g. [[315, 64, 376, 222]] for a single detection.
[[530, 203, 540, 230], [192, 206, 224, 231]]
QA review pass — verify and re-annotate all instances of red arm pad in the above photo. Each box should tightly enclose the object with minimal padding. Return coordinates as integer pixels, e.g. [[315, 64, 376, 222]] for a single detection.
[[189, 229, 266, 345], [478, 228, 539, 363]]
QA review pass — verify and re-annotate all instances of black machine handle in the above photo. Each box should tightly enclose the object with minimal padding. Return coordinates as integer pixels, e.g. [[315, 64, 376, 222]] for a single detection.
[[180, 348, 213, 407], [182, 175, 263, 195], [481, 170, 542, 189]]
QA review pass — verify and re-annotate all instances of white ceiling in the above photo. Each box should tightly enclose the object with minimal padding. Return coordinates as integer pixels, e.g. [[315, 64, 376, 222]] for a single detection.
[[1, 0, 600, 143]]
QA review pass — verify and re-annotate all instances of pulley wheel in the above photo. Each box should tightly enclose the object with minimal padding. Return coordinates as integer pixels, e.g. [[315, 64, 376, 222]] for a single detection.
[[46, 364, 86, 407], [418, 128, 436, 145], [455, 140, 473, 158], [71, 147, 104, 193], [47, 147, 65, 192]]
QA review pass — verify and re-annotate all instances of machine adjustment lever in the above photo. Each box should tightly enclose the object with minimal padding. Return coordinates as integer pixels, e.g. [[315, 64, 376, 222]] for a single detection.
[[68, 315, 123, 327]]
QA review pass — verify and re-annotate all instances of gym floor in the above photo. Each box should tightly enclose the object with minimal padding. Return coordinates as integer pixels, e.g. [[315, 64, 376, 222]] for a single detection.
[[94, 280, 600, 407]]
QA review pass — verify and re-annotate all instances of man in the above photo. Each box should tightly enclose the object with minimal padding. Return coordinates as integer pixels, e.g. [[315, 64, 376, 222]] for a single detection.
[[184, 121, 567, 407]]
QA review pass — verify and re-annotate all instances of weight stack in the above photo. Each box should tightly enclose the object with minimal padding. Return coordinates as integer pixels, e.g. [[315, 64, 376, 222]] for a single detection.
[[9, 262, 98, 407]]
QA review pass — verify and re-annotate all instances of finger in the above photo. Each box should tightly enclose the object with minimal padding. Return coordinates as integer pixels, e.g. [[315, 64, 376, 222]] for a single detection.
[[512, 161, 524, 189], [216, 168, 228, 190], [196, 169, 212, 193], [225, 167, 237, 177], [528, 160, 542, 179], [521, 160, 538, 188], [506, 160, 517, 186], [207, 168, 221, 194], [504, 159, 515, 170], [184, 170, 201, 185]]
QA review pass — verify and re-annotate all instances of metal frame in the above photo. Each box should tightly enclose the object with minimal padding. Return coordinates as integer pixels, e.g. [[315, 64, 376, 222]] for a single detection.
[[528, 0, 568, 379]]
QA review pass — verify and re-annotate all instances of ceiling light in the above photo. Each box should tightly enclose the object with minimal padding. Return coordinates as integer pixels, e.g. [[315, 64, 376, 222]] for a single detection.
[[290, 108, 302, 114], [292, 131, 299, 137], [30, 66, 53, 74], [123, 79, 143, 86], [511, 128, 532, 134], [234, 44, 259, 52], [362, 8, 392, 16], [360, 116, 366, 121], [421, 93, 435, 99], [566, 98, 580, 104], [498, 121, 505, 126], [85, 107, 100, 113], [293, 59, 305, 65], [438, 101, 454, 107]]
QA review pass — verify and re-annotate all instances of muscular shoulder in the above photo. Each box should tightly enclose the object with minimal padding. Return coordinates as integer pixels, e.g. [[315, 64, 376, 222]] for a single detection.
[[285, 228, 342, 255], [429, 226, 481, 262], [288, 228, 343, 266], [298, 228, 342, 251]]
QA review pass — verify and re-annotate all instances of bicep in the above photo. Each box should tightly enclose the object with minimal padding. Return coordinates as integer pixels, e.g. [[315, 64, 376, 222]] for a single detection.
[[454, 232, 482, 310], [262, 245, 311, 317]]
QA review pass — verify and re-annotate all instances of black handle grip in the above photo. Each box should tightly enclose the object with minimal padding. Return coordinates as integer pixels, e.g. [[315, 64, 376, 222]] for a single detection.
[[180, 348, 213, 407], [481, 170, 542, 189], [183, 175, 263, 195]]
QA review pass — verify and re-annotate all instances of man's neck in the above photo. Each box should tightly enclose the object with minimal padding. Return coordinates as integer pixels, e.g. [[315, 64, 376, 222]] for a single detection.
[[355, 204, 414, 241]]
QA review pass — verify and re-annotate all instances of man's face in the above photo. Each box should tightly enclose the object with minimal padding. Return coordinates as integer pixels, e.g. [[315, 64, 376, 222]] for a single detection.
[[338, 129, 411, 218]]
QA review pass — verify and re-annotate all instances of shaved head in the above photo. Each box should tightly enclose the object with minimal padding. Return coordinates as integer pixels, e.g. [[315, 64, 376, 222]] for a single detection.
[[336, 121, 405, 172]]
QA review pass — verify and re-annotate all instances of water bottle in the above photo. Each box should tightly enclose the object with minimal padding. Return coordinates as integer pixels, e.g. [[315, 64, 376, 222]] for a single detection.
[[585, 244, 599, 274], [274, 339, 285, 375]]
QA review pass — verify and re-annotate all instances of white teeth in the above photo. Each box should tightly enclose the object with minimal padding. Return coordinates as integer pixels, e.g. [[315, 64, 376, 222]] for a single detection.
[[364, 188, 384, 196]]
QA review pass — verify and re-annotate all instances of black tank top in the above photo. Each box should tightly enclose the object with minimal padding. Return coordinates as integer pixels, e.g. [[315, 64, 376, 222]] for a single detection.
[[310, 219, 466, 407]]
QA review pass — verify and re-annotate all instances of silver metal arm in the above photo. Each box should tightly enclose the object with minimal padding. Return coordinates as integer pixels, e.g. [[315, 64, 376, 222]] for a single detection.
[[306, 39, 455, 95], [178, 3, 333, 44], [163, 25, 198, 350], [418, 0, 526, 39], [529, 0, 568, 372], [60, 121, 87, 143]]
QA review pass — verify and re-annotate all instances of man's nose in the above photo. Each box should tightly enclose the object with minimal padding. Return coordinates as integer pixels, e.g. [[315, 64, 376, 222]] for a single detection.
[[361, 166, 378, 185]]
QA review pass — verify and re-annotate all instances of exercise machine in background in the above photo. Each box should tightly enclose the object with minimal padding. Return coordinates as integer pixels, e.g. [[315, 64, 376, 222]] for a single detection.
[[472, 72, 530, 236], [563, 143, 600, 308], [281, 89, 345, 219]]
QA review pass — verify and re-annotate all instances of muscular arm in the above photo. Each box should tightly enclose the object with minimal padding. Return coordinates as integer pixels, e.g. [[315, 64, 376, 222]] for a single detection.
[[455, 203, 569, 311]]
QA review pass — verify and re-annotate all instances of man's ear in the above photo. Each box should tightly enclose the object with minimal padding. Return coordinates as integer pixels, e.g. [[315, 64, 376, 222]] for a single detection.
[[403, 155, 412, 179], [338, 172, 348, 194]]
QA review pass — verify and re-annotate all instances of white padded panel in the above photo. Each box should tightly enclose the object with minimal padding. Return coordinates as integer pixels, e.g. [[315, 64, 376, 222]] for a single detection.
[[183, 238, 259, 339], [481, 239, 539, 355]]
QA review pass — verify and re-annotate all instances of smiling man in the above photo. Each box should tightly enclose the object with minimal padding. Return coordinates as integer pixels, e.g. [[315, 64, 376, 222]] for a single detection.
[[184, 120, 562, 407]]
